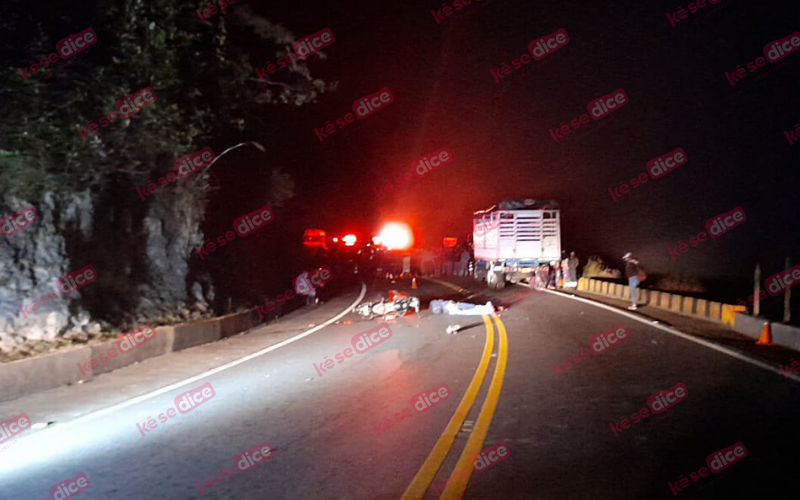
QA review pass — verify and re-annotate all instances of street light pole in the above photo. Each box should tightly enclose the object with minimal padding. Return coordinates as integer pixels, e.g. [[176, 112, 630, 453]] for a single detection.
[[167, 141, 266, 195], [193, 141, 266, 182]]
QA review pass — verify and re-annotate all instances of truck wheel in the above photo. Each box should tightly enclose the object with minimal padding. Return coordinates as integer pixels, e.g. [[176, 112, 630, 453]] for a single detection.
[[487, 269, 505, 289], [486, 268, 497, 289]]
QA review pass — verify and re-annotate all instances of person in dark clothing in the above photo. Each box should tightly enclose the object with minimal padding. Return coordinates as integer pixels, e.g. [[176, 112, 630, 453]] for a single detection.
[[623, 252, 640, 310], [459, 249, 471, 276]]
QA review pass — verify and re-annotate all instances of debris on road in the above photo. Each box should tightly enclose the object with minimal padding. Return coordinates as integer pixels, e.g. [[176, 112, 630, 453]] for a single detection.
[[446, 325, 461, 335]]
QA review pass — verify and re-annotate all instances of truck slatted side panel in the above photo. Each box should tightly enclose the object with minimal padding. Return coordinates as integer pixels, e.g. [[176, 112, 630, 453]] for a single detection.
[[498, 211, 554, 260], [501, 213, 544, 241], [473, 210, 560, 263], [541, 211, 560, 259]]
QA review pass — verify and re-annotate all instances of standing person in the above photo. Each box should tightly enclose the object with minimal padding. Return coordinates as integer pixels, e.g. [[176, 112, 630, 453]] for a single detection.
[[447, 248, 458, 276], [459, 248, 471, 277], [420, 248, 435, 277], [623, 252, 642, 310], [560, 252, 569, 288], [567, 251, 579, 287]]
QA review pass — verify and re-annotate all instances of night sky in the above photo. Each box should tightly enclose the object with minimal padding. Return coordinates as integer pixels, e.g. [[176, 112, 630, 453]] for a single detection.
[[259, 0, 800, 280], [7, 0, 800, 280]]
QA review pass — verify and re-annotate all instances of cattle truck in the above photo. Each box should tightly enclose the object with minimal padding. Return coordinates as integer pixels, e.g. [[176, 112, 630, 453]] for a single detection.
[[472, 199, 562, 289]]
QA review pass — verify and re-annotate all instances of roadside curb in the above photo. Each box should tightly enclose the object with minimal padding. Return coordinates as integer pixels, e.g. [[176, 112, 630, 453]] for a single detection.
[[0, 309, 262, 404]]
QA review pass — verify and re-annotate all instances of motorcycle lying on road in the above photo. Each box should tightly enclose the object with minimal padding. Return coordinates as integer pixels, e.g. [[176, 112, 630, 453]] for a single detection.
[[353, 292, 420, 320]]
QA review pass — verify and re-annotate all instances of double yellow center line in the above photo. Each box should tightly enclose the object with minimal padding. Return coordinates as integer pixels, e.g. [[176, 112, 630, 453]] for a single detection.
[[400, 314, 508, 500]]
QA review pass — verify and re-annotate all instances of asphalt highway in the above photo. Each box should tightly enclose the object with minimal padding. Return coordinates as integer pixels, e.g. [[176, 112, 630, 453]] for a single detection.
[[1, 277, 798, 500]]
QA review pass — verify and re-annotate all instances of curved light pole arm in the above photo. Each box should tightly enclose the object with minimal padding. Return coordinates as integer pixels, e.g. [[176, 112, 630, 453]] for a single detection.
[[190, 141, 266, 185]]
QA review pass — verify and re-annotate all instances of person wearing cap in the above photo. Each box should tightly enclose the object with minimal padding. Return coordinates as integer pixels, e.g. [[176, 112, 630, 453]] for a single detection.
[[622, 252, 640, 310]]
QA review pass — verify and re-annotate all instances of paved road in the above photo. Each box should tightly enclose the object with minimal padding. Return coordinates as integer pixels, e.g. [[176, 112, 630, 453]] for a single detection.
[[1, 277, 798, 499]]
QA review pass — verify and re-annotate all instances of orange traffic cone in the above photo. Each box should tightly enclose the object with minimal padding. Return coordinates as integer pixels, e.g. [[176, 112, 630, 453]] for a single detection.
[[412, 278, 418, 289], [756, 322, 772, 345]]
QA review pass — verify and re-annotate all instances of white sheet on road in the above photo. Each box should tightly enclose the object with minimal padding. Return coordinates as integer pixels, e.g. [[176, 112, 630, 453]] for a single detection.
[[443, 300, 496, 316]]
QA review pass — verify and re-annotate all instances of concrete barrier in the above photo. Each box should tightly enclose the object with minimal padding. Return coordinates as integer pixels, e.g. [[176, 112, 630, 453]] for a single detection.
[[89, 331, 173, 377], [709, 302, 722, 321], [670, 295, 682, 313], [0, 309, 265, 404], [680, 296, 691, 315], [577, 278, 739, 326], [170, 319, 222, 352], [220, 310, 262, 338], [731, 314, 800, 351], [0, 347, 92, 403], [772, 323, 800, 352], [659, 293, 671, 310], [733, 313, 766, 340], [696, 299, 708, 319]]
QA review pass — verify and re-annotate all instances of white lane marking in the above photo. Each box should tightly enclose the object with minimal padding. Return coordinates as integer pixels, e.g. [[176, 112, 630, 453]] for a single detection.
[[517, 284, 800, 384], [24, 284, 367, 430]]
